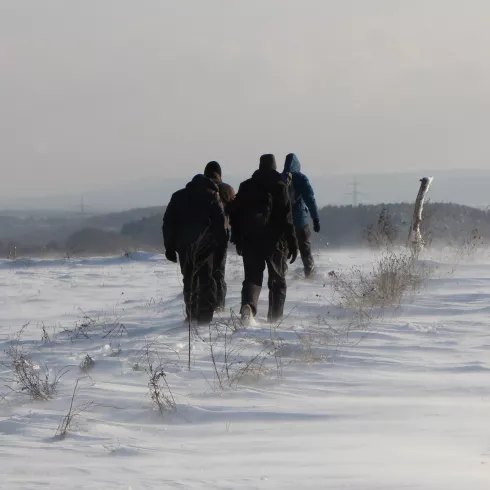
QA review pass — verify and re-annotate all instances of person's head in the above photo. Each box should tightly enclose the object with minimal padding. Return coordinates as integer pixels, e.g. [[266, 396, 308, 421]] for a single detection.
[[284, 153, 301, 173], [259, 154, 277, 171], [204, 161, 222, 180]]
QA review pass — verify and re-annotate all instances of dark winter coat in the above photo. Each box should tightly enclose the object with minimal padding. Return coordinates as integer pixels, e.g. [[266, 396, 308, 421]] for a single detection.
[[211, 178, 236, 231], [282, 153, 319, 228], [163, 174, 227, 254], [230, 168, 297, 254]]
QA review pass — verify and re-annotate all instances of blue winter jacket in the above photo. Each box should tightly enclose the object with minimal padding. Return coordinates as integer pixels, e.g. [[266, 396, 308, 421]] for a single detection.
[[282, 153, 319, 228]]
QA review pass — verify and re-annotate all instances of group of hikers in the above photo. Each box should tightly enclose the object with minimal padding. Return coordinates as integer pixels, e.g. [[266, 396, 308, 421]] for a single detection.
[[162, 153, 320, 325]]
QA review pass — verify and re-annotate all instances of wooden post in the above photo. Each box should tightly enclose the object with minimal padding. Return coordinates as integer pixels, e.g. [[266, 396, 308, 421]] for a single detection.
[[408, 177, 433, 252]]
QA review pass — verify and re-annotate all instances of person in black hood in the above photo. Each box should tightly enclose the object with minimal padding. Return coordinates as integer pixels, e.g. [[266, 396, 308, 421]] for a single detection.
[[163, 173, 227, 324], [230, 154, 298, 324], [203, 161, 236, 311]]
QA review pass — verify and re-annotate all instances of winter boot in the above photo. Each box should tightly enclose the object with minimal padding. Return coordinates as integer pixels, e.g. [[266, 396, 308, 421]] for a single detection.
[[267, 305, 284, 324], [240, 304, 252, 326], [304, 265, 316, 279]]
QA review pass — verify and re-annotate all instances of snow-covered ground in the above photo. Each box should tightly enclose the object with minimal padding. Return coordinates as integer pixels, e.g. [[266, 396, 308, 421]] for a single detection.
[[1, 249, 489, 489]]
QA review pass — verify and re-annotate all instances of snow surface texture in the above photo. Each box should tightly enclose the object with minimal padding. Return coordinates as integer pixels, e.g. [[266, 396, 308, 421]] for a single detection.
[[0, 249, 489, 489]]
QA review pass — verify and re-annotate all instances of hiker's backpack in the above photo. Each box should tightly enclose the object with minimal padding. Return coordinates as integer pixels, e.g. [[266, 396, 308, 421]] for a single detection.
[[281, 171, 299, 207], [242, 187, 274, 237]]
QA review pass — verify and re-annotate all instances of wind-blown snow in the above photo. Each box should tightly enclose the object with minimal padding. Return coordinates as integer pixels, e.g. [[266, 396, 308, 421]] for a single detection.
[[0, 251, 162, 270], [0, 249, 489, 489]]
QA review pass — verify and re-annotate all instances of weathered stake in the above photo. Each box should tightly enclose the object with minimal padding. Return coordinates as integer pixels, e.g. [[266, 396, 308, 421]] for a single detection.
[[408, 176, 434, 252]]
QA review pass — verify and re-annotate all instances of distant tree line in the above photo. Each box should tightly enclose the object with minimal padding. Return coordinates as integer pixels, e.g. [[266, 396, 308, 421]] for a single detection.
[[1, 202, 489, 258], [316, 202, 490, 247]]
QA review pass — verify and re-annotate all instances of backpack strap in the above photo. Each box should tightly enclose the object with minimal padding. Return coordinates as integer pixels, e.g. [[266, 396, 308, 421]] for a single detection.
[[283, 172, 302, 207]]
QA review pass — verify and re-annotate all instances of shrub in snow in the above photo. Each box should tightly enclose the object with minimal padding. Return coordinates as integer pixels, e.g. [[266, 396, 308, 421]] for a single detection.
[[144, 348, 176, 416], [79, 354, 95, 373], [331, 251, 431, 310], [4, 338, 67, 401], [198, 320, 283, 390], [364, 207, 399, 250], [56, 380, 95, 440]]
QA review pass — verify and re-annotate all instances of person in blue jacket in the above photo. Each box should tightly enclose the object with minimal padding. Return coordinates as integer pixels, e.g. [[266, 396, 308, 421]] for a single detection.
[[282, 153, 320, 278]]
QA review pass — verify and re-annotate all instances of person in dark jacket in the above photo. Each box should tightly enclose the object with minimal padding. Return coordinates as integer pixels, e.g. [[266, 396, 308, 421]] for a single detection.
[[231, 154, 298, 324], [163, 174, 227, 324], [203, 161, 236, 311], [282, 153, 320, 278]]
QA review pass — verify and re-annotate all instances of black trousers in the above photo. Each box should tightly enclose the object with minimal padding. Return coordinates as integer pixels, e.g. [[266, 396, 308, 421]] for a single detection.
[[296, 224, 315, 277], [213, 246, 228, 310], [241, 244, 288, 321], [178, 246, 216, 324]]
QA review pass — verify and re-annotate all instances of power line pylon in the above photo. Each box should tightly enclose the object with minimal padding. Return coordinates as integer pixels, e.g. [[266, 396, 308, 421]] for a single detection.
[[346, 177, 365, 206]]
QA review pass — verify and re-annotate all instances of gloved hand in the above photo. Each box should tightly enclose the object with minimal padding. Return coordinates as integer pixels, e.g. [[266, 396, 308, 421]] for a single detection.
[[165, 249, 178, 263], [236, 244, 243, 257], [287, 247, 298, 264], [313, 219, 321, 233]]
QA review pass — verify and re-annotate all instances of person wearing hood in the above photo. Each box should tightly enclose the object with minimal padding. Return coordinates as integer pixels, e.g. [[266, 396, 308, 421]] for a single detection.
[[282, 153, 320, 278], [203, 161, 236, 311], [230, 154, 298, 324], [163, 173, 227, 324]]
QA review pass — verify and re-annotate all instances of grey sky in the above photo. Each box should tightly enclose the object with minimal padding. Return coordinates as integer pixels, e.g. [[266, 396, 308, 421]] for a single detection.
[[1, 0, 490, 198]]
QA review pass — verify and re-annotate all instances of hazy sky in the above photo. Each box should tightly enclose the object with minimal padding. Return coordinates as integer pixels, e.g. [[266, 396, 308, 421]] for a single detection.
[[1, 0, 490, 198]]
